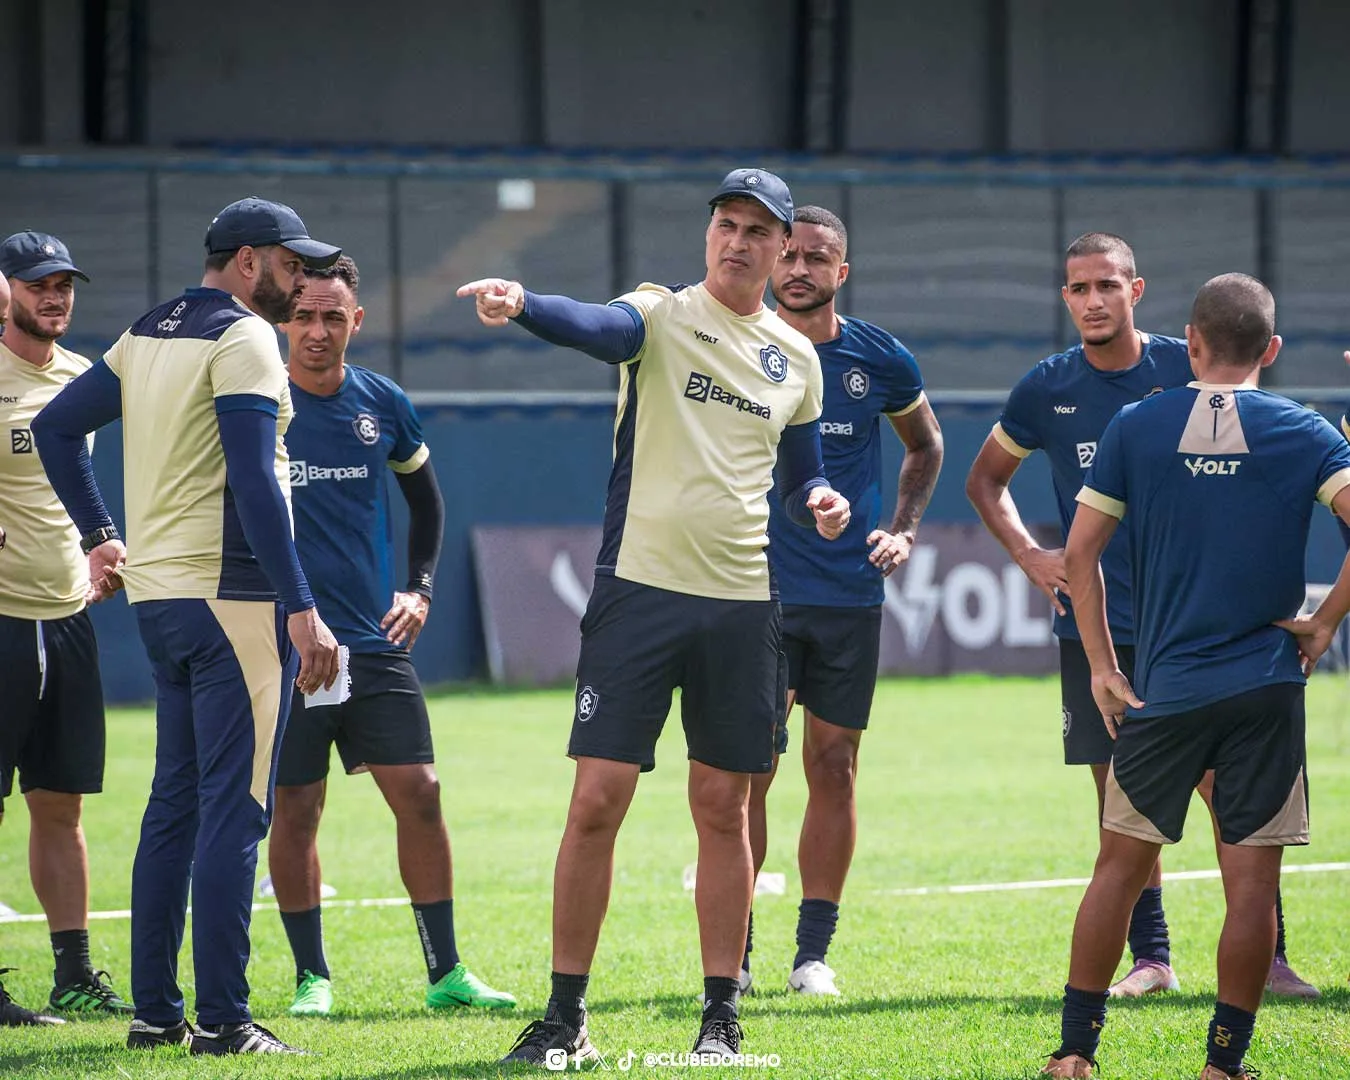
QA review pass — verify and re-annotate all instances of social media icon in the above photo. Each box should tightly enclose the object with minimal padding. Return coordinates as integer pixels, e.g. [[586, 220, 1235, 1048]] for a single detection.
[[544, 1047, 568, 1071]]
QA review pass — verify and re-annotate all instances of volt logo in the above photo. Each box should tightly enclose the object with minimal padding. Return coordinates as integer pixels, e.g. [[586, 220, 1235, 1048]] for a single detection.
[[1185, 456, 1241, 477]]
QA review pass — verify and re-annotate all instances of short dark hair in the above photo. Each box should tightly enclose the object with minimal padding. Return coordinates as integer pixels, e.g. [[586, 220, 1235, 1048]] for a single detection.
[[1065, 232, 1136, 282], [1190, 273, 1274, 367], [793, 205, 848, 257], [304, 253, 360, 298], [204, 249, 234, 272]]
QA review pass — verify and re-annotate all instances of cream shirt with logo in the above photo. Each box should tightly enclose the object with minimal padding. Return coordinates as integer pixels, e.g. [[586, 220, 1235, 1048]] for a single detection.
[[602, 282, 823, 601], [0, 340, 92, 619]]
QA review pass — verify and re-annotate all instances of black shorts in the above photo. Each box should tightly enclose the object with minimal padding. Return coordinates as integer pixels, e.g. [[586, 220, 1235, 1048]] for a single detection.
[[1104, 682, 1308, 847], [570, 576, 780, 774], [0, 609, 105, 808], [274, 650, 433, 787], [774, 604, 882, 756], [1060, 637, 1136, 766]]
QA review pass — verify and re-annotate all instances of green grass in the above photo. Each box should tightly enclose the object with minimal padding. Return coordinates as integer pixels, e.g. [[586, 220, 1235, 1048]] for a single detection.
[[2, 676, 1348, 1079]]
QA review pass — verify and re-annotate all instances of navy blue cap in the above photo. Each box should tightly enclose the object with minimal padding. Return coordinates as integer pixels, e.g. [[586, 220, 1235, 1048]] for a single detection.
[[0, 231, 89, 282], [205, 197, 341, 269], [708, 169, 793, 228]]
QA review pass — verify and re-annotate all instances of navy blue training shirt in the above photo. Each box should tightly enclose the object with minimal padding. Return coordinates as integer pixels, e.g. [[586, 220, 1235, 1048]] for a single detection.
[[768, 316, 924, 607], [994, 333, 1193, 642], [1080, 383, 1350, 717], [285, 364, 429, 653]]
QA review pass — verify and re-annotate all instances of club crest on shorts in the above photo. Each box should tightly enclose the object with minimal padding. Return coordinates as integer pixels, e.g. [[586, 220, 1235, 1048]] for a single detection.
[[1062, 707, 1072, 738], [577, 684, 599, 722], [352, 412, 380, 446], [759, 344, 788, 383], [843, 366, 869, 400]]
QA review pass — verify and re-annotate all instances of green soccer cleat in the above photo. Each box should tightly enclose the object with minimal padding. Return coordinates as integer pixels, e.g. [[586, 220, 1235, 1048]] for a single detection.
[[49, 970, 134, 1015], [425, 963, 517, 1010], [288, 971, 333, 1017]]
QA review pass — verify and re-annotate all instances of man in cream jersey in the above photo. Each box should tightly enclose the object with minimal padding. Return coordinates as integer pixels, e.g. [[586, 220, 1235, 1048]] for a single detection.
[[0, 232, 132, 1024]]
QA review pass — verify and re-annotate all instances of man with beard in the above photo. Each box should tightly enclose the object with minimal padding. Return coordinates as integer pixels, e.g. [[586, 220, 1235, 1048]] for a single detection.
[[33, 198, 342, 1055], [741, 206, 942, 997], [966, 233, 1316, 1001], [0, 235, 131, 1024]]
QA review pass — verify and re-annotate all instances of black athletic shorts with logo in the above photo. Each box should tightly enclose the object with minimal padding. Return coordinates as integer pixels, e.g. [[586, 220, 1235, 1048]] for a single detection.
[[274, 650, 433, 786], [1060, 636, 1136, 766], [1104, 682, 1307, 847], [0, 609, 106, 809], [774, 604, 883, 756], [570, 575, 781, 774]]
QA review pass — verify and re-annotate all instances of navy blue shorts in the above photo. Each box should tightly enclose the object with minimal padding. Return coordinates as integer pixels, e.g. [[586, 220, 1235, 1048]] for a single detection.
[[774, 604, 882, 755], [1060, 636, 1136, 766]]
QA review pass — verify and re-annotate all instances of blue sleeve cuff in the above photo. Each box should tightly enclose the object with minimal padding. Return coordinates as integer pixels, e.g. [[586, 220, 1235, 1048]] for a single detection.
[[215, 392, 279, 417], [776, 421, 828, 528], [513, 291, 645, 363]]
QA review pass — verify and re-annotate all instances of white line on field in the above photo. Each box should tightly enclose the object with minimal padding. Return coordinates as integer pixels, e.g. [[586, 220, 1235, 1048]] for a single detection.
[[886, 861, 1350, 896], [2, 862, 1347, 922]]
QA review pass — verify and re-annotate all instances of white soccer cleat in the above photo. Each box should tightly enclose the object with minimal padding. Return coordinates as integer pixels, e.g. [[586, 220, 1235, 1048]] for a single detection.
[[787, 960, 840, 996]]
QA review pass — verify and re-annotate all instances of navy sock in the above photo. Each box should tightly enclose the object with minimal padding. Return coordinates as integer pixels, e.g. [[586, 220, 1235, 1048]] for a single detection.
[[280, 906, 330, 983], [412, 899, 459, 983], [549, 971, 589, 1028], [1274, 888, 1286, 960], [1207, 1000, 1256, 1076], [742, 909, 753, 973], [1126, 886, 1171, 966], [792, 898, 840, 969], [702, 976, 739, 1021], [1056, 984, 1108, 1062], [50, 929, 92, 986]]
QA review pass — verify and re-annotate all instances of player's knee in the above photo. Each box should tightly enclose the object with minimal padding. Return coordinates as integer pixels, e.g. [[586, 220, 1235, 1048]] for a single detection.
[[806, 740, 857, 798], [25, 789, 83, 830], [567, 780, 629, 836], [274, 783, 326, 831], [690, 781, 749, 836], [399, 774, 444, 827]]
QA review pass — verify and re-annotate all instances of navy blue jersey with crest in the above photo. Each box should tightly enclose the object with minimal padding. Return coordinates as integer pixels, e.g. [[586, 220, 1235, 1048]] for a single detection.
[[994, 333, 1193, 643], [768, 316, 924, 606], [1080, 383, 1350, 717], [284, 364, 429, 653]]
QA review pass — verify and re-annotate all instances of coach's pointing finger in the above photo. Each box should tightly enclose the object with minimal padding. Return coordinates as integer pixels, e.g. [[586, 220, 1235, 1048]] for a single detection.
[[456, 278, 526, 326]]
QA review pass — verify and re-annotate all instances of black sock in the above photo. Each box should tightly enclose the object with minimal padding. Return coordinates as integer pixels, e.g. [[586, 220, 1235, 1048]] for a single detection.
[[792, 898, 839, 969], [50, 929, 92, 986], [1274, 888, 1286, 960], [412, 899, 459, 984], [549, 971, 590, 1028], [1126, 886, 1171, 966], [742, 909, 753, 973], [1207, 1000, 1256, 1076], [279, 906, 330, 983], [702, 976, 739, 1021], [1056, 984, 1108, 1062]]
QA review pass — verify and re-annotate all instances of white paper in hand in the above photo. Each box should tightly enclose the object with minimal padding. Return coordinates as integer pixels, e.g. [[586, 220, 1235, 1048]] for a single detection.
[[304, 644, 352, 708]]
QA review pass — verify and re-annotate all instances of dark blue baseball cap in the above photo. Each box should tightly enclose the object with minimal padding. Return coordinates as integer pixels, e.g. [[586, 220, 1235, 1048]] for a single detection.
[[708, 168, 793, 229], [205, 197, 341, 268], [0, 231, 89, 282]]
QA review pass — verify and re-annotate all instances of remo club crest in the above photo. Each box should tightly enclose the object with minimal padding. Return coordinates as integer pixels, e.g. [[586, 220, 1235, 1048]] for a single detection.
[[843, 366, 869, 400], [759, 344, 788, 383], [352, 412, 380, 446]]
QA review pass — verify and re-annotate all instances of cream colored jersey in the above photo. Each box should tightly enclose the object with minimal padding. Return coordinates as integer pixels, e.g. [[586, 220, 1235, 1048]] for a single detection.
[[103, 287, 293, 604], [598, 282, 823, 601], [0, 340, 92, 619]]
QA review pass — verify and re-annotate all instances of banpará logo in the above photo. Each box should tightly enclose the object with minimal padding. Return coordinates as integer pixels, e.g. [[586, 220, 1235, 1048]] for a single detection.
[[288, 460, 371, 487], [1185, 456, 1241, 476], [10, 428, 33, 454], [577, 685, 599, 722], [352, 412, 380, 446], [683, 372, 772, 419], [1054, 404, 1077, 414], [759, 344, 788, 383], [843, 366, 868, 400], [1076, 441, 1097, 468], [820, 421, 854, 436]]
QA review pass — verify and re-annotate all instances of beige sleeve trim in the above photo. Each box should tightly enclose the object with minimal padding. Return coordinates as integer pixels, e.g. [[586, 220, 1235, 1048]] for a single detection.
[[990, 422, 1033, 459], [388, 443, 431, 475], [1076, 486, 1126, 520], [886, 391, 926, 418], [1341, 415, 1350, 441], [1316, 467, 1350, 507]]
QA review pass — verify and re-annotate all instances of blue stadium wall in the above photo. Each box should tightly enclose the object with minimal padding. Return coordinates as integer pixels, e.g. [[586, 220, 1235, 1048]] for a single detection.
[[88, 399, 1350, 704]]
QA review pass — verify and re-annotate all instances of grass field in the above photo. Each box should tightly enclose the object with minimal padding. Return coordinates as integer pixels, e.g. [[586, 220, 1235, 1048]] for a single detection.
[[2, 676, 1348, 1079]]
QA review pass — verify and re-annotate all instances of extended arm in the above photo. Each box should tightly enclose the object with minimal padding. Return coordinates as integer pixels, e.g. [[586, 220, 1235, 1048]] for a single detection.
[[456, 278, 645, 364], [965, 434, 1067, 615]]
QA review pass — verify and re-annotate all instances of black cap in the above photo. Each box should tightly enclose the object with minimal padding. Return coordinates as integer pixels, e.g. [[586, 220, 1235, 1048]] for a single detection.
[[708, 169, 793, 228], [0, 231, 89, 282], [205, 197, 342, 269]]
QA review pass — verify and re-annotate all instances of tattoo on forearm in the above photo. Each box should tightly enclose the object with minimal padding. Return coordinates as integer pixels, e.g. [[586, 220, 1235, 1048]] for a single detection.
[[891, 448, 942, 536]]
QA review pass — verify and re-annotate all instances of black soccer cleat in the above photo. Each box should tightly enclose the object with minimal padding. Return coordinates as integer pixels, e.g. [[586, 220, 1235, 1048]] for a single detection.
[[190, 1021, 306, 1055], [49, 969, 134, 1015], [501, 1007, 599, 1067], [0, 969, 64, 1026], [127, 1017, 194, 1048], [692, 1013, 743, 1056]]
